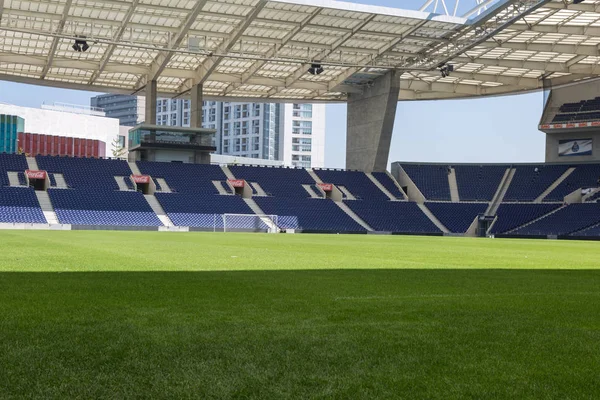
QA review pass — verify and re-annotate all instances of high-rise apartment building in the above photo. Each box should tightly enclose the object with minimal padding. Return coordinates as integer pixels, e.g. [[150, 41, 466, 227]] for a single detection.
[[91, 94, 145, 127], [91, 95, 325, 168]]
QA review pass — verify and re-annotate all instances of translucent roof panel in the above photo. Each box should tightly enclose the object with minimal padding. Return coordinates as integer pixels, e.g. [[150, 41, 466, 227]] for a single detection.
[[0, 0, 597, 101]]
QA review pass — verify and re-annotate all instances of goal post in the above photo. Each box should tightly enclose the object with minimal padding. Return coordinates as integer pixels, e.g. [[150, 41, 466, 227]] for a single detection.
[[221, 213, 279, 233]]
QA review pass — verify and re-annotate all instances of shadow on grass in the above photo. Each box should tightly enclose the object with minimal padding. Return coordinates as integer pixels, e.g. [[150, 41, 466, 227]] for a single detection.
[[1, 269, 599, 399]]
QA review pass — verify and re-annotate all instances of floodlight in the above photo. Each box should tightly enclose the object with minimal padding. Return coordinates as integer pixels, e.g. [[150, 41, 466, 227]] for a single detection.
[[308, 63, 324, 75]]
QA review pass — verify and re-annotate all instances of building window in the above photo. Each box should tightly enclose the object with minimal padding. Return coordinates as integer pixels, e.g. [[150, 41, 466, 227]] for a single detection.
[[253, 104, 261, 117]]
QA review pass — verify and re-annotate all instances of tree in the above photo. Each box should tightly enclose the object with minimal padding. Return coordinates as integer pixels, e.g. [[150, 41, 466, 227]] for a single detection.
[[111, 136, 127, 159]]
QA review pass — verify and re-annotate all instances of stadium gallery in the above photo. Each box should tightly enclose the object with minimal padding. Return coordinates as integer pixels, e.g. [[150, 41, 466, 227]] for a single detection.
[[1, 1, 600, 398]]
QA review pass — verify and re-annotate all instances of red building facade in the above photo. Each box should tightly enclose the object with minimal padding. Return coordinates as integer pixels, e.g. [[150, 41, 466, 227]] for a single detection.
[[18, 133, 106, 158]]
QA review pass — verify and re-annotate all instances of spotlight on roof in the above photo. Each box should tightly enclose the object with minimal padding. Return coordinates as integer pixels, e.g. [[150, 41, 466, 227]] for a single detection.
[[72, 38, 89, 52], [308, 63, 324, 75], [439, 63, 454, 78]]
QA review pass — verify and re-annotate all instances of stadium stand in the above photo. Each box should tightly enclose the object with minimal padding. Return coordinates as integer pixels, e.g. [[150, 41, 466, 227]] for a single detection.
[[1, 152, 600, 238], [371, 172, 405, 199], [586, 191, 600, 203], [347, 201, 440, 234], [0, 187, 46, 223], [229, 166, 315, 198], [454, 165, 506, 201], [155, 192, 255, 229], [544, 164, 600, 202], [48, 174, 57, 187], [49, 190, 162, 226], [400, 164, 451, 201], [255, 197, 365, 233], [552, 97, 600, 123], [0, 154, 28, 187], [137, 161, 226, 193], [503, 165, 568, 202], [425, 202, 487, 233], [36, 156, 131, 190], [491, 203, 562, 235], [313, 169, 388, 201], [574, 223, 600, 237], [511, 203, 600, 236]]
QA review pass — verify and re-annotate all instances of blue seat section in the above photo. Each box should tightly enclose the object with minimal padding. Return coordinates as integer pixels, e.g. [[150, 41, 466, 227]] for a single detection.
[[229, 166, 314, 198], [504, 165, 568, 202], [491, 203, 561, 234], [255, 197, 365, 232], [0, 187, 46, 223], [372, 172, 404, 199], [544, 165, 600, 202], [574, 223, 600, 236], [137, 161, 226, 193], [586, 191, 600, 203], [49, 189, 161, 226], [313, 169, 388, 201], [155, 193, 254, 228], [347, 201, 440, 234], [17, 172, 27, 186], [0, 154, 28, 187], [400, 164, 451, 201], [124, 176, 135, 190], [512, 203, 600, 236], [454, 165, 506, 201], [426, 202, 487, 233], [49, 174, 57, 187], [36, 156, 131, 190], [152, 178, 162, 192]]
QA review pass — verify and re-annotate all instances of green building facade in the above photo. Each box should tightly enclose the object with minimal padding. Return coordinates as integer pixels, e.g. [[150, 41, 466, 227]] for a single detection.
[[0, 114, 24, 154]]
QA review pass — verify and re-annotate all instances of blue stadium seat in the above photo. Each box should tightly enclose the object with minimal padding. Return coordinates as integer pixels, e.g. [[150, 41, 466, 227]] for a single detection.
[[229, 166, 314, 198], [504, 165, 568, 202], [454, 165, 506, 201], [255, 197, 365, 233], [511, 203, 600, 236], [37, 156, 131, 190], [313, 169, 388, 201], [156, 192, 253, 228], [544, 165, 600, 202], [400, 164, 451, 201], [573, 223, 600, 237], [371, 172, 405, 199], [138, 161, 227, 194], [49, 189, 161, 226], [491, 203, 561, 234], [426, 202, 487, 233], [0, 154, 28, 187], [347, 201, 440, 234], [0, 187, 46, 223]]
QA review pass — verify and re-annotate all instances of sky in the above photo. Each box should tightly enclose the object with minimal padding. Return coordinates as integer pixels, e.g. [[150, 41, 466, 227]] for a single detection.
[[0, 0, 546, 169]]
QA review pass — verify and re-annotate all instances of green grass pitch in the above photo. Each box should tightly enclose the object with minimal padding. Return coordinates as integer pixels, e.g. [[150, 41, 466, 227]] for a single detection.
[[0, 231, 599, 398]]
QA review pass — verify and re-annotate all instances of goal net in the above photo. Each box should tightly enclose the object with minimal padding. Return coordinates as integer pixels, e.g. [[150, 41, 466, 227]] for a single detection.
[[221, 214, 279, 233]]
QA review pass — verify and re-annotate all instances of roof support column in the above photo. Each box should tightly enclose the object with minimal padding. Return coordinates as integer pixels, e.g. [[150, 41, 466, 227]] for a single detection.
[[190, 83, 203, 128], [145, 80, 157, 125], [346, 70, 400, 172]]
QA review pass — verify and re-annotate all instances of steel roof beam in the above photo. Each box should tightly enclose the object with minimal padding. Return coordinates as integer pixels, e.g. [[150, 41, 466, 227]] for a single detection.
[[223, 8, 322, 95], [40, 0, 73, 79], [141, 0, 209, 86], [175, 0, 268, 93], [472, 40, 600, 57], [88, 0, 139, 85]]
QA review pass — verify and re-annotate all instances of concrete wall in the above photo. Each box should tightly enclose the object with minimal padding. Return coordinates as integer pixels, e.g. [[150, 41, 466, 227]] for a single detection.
[[0, 103, 119, 157], [545, 130, 600, 163], [346, 70, 399, 172]]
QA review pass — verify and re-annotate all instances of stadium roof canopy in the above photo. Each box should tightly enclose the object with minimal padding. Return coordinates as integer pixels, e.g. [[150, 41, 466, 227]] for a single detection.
[[0, 0, 598, 101]]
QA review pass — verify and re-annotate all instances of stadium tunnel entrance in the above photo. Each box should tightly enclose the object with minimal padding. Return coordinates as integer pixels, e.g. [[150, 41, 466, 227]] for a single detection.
[[228, 179, 253, 198], [26, 170, 49, 191], [131, 175, 155, 194]]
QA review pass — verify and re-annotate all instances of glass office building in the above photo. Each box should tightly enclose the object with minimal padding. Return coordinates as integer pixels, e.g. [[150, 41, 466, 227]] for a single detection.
[[0, 114, 24, 154]]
